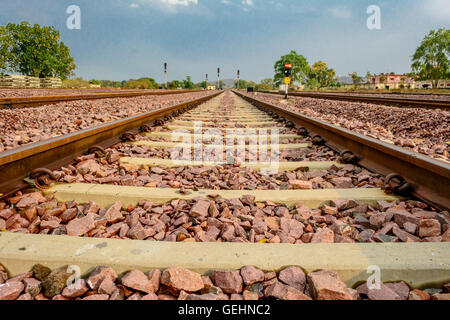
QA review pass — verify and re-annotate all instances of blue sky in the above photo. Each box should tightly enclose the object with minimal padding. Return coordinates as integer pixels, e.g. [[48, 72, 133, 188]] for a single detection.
[[0, 0, 449, 83]]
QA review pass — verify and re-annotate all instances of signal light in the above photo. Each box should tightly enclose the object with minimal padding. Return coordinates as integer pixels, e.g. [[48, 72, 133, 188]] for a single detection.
[[284, 64, 292, 77]]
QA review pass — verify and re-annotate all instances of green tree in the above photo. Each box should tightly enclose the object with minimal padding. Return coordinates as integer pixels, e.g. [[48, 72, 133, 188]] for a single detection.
[[62, 78, 90, 88], [100, 80, 122, 88], [308, 61, 337, 88], [89, 79, 101, 85], [0, 25, 12, 75], [125, 79, 150, 89], [168, 80, 182, 89], [137, 77, 158, 89], [255, 79, 272, 91], [274, 50, 310, 86], [411, 28, 450, 88], [349, 72, 363, 88], [234, 79, 247, 89], [0, 22, 75, 79], [365, 72, 372, 84], [183, 76, 194, 89], [216, 80, 226, 89], [199, 81, 209, 89], [306, 78, 320, 89], [260, 78, 274, 90]]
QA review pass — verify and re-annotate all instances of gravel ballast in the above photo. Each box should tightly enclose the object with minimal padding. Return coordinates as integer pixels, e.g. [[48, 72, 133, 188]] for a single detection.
[[0, 91, 213, 153], [243, 92, 449, 162], [0, 88, 165, 98], [0, 263, 448, 300], [2, 190, 449, 244]]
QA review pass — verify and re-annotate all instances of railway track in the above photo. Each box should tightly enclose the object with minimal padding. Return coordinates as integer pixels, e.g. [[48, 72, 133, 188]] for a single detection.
[[260, 91, 450, 109], [0, 90, 449, 301], [0, 89, 204, 109], [269, 90, 450, 97]]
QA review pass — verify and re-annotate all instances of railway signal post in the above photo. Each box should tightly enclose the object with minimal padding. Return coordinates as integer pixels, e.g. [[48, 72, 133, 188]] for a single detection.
[[217, 67, 220, 90], [237, 69, 240, 90], [164, 63, 168, 90], [284, 64, 292, 99]]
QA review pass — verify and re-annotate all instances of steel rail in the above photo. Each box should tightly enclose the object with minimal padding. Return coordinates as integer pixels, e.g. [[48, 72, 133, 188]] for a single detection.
[[0, 89, 206, 109], [258, 91, 450, 109], [0, 92, 221, 198], [235, 91, 450, 211], [262, 89, 450, 97]]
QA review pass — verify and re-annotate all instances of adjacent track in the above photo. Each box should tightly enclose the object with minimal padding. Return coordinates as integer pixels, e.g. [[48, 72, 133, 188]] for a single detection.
[[236, 91, 450, 210], [0, 89, 204, 109], [0, 92, 220, 197], [260, 91, 450, 109]]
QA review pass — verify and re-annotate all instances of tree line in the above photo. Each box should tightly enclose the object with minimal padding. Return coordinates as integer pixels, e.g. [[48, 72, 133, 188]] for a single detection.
[[269, 28, 448, 90], [1, 21, 447, 90], [64, 76, 210, 89]]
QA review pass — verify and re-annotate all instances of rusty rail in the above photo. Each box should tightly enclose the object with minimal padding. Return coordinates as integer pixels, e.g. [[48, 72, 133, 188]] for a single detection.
[[0, 89, 206, 109], [0, 92, 221, 198], [259, 91, 450, 109], [235, 91, 450, 211]]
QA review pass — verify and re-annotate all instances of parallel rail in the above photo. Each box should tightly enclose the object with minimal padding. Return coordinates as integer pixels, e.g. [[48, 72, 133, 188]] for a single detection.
[[1, 89, 449, 211], [0, 92, 221, 197], [263, 89, 450, 97], [0, 89, 205, 109], [259, 90, 450, 109], [235, 91, 450, 211]]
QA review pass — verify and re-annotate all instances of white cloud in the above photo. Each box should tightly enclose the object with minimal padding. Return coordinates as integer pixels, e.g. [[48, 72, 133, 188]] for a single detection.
[[127, 0, 199, 12], [329, 6, 352, 19], [218, 0, 254, 11], [241, 0, 254, 12], [161, 0, 198, 6], [130, 0, 198, 9]]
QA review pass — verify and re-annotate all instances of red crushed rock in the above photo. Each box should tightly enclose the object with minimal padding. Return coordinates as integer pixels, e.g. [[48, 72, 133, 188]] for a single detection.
[[307, 270, 357, 300], [0, 91, 212, 153], [240, 266, 265, 286], [160, 267, 204, 293], [0, 280, 24, 300], [0, 263, 447, 300], [242, 92, 449, 162], [212, 270, 243, 294], [121, 270, 156, 294], [278, 266, 306, 292], [1, 191, 449, 244]]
